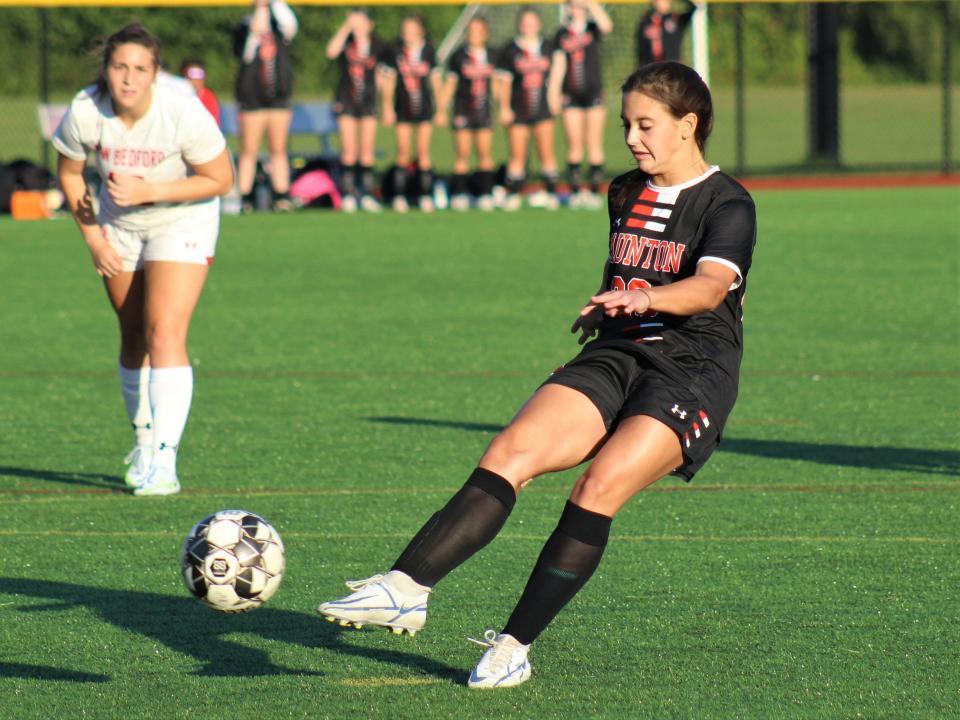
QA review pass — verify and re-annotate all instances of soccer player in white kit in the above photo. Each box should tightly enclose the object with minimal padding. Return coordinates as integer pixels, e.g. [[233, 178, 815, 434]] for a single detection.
[[54, 24, 234, 496]]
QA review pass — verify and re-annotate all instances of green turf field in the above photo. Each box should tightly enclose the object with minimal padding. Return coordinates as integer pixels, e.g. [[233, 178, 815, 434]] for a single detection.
[[1, 186, 958, 719]]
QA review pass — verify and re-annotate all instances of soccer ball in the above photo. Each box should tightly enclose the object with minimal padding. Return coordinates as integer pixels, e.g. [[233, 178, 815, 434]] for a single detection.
[[180, 510, 285, 613]]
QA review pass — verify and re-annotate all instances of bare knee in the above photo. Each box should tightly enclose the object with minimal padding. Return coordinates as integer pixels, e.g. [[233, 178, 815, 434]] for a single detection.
[[479, 429, 546, 490], [569, 469, 623, 515], [145, 320, 186, 359]]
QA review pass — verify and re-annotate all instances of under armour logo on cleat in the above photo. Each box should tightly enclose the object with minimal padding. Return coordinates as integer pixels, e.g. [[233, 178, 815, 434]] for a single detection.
[[670, 404, 687, 420]]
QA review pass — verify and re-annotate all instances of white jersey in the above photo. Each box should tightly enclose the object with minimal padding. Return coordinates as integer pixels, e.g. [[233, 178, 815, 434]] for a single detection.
[[52, 82, 227, 231]]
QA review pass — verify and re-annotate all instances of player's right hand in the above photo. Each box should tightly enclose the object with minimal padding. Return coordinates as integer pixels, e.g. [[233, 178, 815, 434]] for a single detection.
[[382, 107, 396, 127], [86, 233, 124, 278], [571, 303, 603, 345], [500, 108, 514, 126]]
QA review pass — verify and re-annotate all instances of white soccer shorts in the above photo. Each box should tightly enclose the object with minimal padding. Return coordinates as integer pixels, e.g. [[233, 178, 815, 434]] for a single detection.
[[103, 214, 219, 272]]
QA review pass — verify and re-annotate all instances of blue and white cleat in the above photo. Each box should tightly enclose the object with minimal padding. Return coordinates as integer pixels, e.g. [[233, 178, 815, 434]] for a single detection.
[[467, 630, 532, 689], [316, 570, 429, 636], [123, 446, 153, 488]]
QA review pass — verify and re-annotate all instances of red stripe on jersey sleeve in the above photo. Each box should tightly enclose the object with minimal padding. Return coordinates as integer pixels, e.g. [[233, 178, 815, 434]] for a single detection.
[[625, 217, 646, 229]]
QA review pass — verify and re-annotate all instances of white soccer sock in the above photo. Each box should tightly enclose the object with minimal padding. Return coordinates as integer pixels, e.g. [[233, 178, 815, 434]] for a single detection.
[[149, 365, 194, 471], [119, 363, 153, 449]]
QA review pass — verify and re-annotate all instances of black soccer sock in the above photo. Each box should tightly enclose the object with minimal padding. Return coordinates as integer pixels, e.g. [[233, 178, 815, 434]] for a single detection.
[[476, 170, 495, 197], [359, 165, 376, 197], [567, 163, 583, 193], [502, 501, 612, 645], [392, 165, 409, 199], [418, 167, 435, 198], [340, 164, 357, 197], [589, 164, 605, 194], [542, 169, 559, 195], [506, 172, 525, 195], [450, 173, 469, 196], [392, 468, 517, 588]]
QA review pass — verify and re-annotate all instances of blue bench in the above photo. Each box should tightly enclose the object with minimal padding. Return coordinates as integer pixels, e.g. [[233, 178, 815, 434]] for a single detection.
[[219, 101, 339, 157]]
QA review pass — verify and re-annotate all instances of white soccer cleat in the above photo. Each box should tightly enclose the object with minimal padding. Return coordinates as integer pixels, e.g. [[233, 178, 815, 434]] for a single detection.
[[392, 196, 409, 214], [450, 194, 470, 212], [123, 446, 153, 488], [340, 195, 358, 214], [476, 194, 495, 212], [467, 630, 532, 689], [133, 464, 181, 496], [419, 196, 435, 213], [502, 193, 523, 212], [317, 570, 429, 636], [359, 195, 382, 213], [580, 190, 602, 210]]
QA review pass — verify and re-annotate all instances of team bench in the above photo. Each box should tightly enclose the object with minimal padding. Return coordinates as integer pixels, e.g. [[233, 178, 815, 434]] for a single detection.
[[38, 100, 339, 157]]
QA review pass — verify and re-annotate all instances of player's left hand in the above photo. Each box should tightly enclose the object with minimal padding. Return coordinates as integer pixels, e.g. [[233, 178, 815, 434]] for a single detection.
[[590, 289, 653, 317], [434, 112, 448, 127], [107, 172, 154, 207], [571, 302, 604, 344]]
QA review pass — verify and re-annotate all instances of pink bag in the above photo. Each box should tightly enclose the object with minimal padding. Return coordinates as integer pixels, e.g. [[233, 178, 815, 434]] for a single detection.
[[290, 169, 342, 209]]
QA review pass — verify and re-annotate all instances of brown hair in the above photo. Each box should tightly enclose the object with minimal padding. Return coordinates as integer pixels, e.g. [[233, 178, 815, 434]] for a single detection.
[[94, 24, 163, 99], [621, 61, 713, 154]]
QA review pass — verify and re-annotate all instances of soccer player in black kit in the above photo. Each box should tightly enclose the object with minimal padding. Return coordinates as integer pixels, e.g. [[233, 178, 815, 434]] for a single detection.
[[554, 0, 613, 209], [439, 15, 497, 211], [326, 9, 385, 213], [381, 14, 441, 213], [318, 61, 757, 689], [637, 0, 698, 66], [497, 7, 564, 210]]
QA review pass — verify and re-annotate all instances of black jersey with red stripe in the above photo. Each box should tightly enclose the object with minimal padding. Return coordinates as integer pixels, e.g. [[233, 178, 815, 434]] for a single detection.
[[383, 42, 437, 118], [554, 21, 602, 97], [589, 167, 757, 419], [497, 38, 555, 120], [336, 34, 384, 110], [448, 45, 495, 119]]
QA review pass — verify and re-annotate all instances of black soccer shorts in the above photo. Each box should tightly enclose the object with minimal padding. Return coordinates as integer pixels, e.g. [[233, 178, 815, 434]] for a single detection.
[[543, 344, 725, 480]]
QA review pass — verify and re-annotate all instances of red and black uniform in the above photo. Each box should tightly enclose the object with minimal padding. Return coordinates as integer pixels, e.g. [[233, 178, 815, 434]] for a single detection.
[[555, 21, 604, 109], [448, 45, 495, 131], [383, 41, 437, 123], [497, 38, 555, 125], [636, 0, 696, 66], [333, 34, 385, 118], [546, 167, 757, 479]]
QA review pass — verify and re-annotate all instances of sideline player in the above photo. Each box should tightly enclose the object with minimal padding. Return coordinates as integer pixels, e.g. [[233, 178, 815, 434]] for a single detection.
[[381, 14, 442, 213], [439, 15, 497, 211], [233, 0, 298, 212], [497, 7, 564, 210], [553, 0, 613, 208], [54, 24, 233, 496], [326, 9, 385, 213], [317, 61, 757, 688]]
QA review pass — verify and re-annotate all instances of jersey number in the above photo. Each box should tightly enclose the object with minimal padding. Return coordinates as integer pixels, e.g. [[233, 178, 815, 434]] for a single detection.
[[611, 275, 657, 318]]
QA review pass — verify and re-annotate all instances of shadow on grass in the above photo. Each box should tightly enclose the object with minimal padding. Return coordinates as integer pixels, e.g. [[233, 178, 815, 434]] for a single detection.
[[0, 466, 126, 491], [0, 577, 462, 683], [366, 417, 960, 476], [0, 661, 109, 683]]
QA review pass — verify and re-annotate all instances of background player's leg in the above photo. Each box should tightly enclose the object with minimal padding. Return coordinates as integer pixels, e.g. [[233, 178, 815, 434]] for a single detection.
[[505, 125, 530, 209], [265, 109, 293, 207], [237, 110, 267, 206], [141, 262, 209, 485], [585, 104, 607, 199], [105, 270, 153, 478], [533, 119, 559, 204], [391, 384, 607, 587], [415, 122, 435, 210], [358, 117, 380, 210], [475, 128, 495, 208], [503, 415, 682, 645], [338, 115, 359, 209], [451, 129, 472, 209], [563, 107, 585, 198], [392, 123, 412, 212]]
